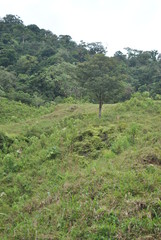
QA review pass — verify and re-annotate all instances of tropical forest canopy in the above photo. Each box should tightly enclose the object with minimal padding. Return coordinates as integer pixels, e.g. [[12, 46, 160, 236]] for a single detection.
[[1, 14, 161, 106]]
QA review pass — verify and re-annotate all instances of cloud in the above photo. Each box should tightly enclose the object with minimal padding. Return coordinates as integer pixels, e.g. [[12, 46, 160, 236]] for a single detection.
[[1, 0, 161, 55]]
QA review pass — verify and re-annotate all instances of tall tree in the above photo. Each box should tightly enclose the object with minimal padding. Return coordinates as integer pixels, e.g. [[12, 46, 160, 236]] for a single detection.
[[2, 14, 23, 25], [77, 54, 124, 118], [86, 42, 107, 55]]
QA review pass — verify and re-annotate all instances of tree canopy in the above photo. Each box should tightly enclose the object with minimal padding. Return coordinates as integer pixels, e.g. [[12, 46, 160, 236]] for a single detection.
[[0, 14, 161, 109], [77, 54, 125, 117]]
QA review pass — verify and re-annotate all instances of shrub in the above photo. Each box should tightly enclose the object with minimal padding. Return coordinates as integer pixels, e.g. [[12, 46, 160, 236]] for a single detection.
[[111, 136, 130, 154], [46, 146, 61, 159], [0, 132, 13, 152]]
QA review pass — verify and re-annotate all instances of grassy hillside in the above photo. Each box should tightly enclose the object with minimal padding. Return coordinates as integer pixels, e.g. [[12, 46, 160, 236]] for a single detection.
[[0, 96, 161, 239]]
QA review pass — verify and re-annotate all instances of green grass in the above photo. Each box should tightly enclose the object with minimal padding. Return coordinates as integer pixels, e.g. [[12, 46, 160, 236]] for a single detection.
[[0, 96, 161, 239]]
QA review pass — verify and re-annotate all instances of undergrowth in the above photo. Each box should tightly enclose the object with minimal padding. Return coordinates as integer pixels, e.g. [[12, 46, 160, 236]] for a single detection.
[[0, 95, 161, 239]]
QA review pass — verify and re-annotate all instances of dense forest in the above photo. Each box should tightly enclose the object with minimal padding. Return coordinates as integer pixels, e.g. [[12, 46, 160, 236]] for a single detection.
[[1, 14, 161, 107]]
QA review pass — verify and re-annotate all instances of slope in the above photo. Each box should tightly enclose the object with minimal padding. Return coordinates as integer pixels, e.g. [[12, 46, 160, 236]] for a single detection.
[[0, 95, 161, 239]]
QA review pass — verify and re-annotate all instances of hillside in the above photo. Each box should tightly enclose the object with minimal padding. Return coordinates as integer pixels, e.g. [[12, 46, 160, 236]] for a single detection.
[[0, 95, 161, 239], [1, 14, 161, 107]]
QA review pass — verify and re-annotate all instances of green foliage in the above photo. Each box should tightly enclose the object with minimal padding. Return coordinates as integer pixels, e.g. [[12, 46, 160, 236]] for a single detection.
[[155, 94, 161, 100], [16, 55, 38, 74], [0, 15, 90, 104], [0, 100, 161, 239], [63, 96, 78, 103], [77, 54, 124, 102], [0, 97, 55, 124], [3, 153, 19, 173], [0, 67, 17, 92], [0, 14, 161, 239], [1, 15, 161, 106], [0, 132, 13, 152], [73, 127, 105, 158], [3, 14, 23, 24], [77, 54, 127, 116], [111, 136, 130, 154], [47, 146, 61, 159]]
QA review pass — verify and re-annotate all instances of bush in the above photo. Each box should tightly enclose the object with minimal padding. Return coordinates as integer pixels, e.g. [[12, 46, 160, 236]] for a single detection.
[[111, 136, 130, 154], [0, 132, 13, 152], [155, 94, 161, 100], [47, 146, 61, 159]]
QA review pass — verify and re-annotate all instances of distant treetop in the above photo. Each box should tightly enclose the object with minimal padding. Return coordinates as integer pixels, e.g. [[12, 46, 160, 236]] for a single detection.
[[2, 14, 23, 25]]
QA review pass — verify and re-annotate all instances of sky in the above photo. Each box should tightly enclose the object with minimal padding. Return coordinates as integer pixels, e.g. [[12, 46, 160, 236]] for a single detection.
[[1, 0, 161, 56]]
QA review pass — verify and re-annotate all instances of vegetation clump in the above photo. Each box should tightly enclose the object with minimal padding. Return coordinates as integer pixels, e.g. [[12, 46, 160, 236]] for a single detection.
[[140, 148, 161, 166], [0, 131, 13, 152], [73, 127, 108, 158]]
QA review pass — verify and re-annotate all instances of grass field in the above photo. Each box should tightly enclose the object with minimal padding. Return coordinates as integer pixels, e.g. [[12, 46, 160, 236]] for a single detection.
[[0, 95, 161, 239]]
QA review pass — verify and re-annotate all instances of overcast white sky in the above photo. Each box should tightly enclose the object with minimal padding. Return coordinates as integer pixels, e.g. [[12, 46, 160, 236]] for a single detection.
[[1, 0, 161, 56]]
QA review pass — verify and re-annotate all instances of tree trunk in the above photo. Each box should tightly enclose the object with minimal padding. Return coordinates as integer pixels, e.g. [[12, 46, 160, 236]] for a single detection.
[[99, 100, 103, 118]]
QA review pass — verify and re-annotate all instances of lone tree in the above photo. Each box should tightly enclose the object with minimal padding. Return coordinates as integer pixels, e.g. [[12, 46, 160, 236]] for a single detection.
[[77, 54, 124, 118]]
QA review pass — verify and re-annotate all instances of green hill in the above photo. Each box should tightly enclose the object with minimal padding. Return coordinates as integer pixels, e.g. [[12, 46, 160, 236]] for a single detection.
[[1, 14, 161, 107], [0, 95, 161, 239]]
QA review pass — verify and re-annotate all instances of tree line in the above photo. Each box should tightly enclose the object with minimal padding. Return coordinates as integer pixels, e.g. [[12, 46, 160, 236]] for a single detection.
[[0, 14, 161, 113]]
